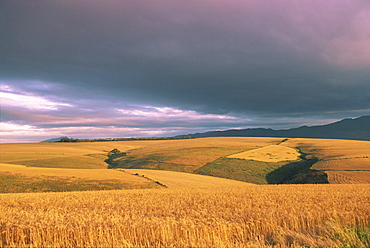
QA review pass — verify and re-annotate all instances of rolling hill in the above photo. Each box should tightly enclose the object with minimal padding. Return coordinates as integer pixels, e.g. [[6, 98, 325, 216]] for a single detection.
[[1, 137, 369, 193], [185, 116, 370, 141]]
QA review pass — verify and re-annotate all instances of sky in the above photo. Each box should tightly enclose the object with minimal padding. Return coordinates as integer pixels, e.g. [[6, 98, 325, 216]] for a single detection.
[[1, 0, 370, 143]]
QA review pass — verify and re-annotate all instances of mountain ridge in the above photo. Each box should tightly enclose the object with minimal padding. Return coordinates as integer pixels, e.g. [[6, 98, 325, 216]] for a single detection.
[[184, 116, 370, 141]]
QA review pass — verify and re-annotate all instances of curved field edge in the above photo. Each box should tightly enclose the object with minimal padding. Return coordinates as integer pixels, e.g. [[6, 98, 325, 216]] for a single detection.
[[0, 172, 159, 193], [0, 162, 252, 192], [1, 184, 369, 247], [107, 137, 310, 184], [0, 163, 161, 193], [109, 139, 325, 185], [0, 141, 168, 169], [123, 169, 253, 188]]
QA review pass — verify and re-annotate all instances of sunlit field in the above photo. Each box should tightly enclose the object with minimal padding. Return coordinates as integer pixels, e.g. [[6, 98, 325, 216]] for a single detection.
[[227, 145, 300, 162], [1, 184, 369, 247]]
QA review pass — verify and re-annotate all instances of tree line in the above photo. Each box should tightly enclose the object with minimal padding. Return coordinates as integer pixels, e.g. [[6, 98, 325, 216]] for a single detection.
[[58, 136, 192, 142]]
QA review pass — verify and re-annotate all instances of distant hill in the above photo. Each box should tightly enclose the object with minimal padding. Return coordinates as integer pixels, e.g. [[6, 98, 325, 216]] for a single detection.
[[40, 136, 69, 143], [185, 116, 370, 141]]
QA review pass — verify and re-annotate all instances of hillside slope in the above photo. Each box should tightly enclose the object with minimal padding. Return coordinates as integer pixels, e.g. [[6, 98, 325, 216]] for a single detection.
[[0, 163, 159, 193], [282, 138, 370, 184]]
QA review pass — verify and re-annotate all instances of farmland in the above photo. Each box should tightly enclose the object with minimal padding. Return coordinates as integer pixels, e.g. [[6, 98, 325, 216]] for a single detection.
[[281, 139, 370, 183], [1, 137, 369, 192], [106, 137, 370, 184]]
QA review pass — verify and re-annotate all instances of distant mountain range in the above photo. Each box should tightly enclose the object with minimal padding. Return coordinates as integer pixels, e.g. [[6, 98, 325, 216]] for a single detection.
[[185, 116, 370, 141]]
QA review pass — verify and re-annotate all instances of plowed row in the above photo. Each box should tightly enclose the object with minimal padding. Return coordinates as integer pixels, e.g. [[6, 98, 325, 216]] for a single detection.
[[326, 171, 370, 184]]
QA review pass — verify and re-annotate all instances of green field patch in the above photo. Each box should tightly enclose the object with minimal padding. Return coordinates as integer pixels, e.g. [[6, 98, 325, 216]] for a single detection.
[[108, 153, 198, 173], [266, 157, 329, 184], [6, 155, 108, 169], [0, 172, 159, 193], [194, 157, 288, 184]]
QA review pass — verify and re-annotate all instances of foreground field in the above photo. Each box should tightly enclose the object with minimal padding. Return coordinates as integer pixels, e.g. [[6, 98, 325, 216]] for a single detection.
[[1, 184, 369, 247]]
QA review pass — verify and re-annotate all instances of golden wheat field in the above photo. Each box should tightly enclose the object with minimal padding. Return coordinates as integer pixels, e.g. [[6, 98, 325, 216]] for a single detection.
[[227, 145, 300, 162], [1, 184, 369, 248]]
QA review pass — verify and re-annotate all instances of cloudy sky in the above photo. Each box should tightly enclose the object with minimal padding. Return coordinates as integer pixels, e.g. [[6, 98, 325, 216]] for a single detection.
[[1, 0, 370, 143]]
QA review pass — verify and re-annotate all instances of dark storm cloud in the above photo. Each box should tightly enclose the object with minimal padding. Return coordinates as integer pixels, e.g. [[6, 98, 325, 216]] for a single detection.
[[1, 0, 370, 142]]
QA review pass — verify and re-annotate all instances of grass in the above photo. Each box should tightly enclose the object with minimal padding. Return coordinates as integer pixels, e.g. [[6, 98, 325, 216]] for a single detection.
[[108, 153, 199, 172], [1, 184, 369, 247], [194, 157, 288, 184]]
